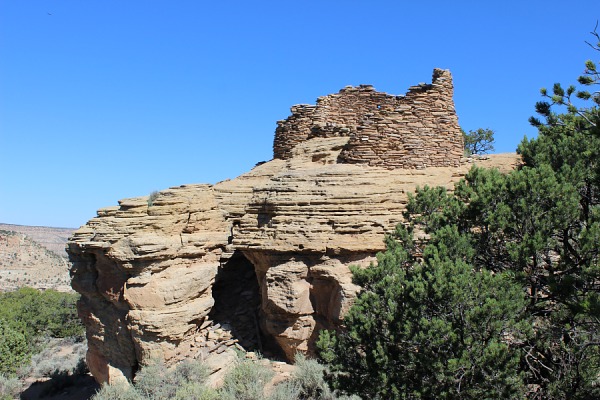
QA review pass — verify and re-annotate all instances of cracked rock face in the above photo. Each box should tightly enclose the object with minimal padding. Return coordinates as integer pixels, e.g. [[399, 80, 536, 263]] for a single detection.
[[68, 69, 520, 384]]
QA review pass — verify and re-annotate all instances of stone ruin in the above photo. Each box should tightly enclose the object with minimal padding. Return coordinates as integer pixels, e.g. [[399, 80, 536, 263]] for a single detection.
[[274, 68, 463, 168], [67, 68, 518, 385]]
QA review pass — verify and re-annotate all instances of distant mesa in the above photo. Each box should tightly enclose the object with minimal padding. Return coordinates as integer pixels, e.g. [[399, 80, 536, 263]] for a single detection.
[[67, 69, 519, 385]]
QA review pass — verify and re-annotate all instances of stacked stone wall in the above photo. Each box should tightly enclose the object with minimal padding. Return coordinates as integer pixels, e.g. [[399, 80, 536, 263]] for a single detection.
[[273, 105, 317, 160], [273, 68, 463, 168]]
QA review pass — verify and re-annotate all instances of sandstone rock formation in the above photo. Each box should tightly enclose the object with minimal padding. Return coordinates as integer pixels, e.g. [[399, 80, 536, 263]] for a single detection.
[[68, 69, 520, 384]]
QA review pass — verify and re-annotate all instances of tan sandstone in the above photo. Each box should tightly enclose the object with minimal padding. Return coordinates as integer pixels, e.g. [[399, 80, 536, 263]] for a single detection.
[[68, 69, 520, 384]]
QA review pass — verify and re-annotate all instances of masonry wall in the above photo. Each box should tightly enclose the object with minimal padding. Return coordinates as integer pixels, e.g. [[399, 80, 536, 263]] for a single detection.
[[273, 68, 463, 168]]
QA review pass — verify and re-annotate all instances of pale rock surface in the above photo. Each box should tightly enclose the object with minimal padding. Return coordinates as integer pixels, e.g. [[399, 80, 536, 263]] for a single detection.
[[68, 69, 520, 384]]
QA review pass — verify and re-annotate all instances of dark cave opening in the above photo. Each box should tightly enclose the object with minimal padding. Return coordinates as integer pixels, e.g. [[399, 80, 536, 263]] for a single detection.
[[209, 251, 282, 357]]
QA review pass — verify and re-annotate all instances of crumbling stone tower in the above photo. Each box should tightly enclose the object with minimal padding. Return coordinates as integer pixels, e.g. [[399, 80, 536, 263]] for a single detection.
[[273, 68, 463, 169]]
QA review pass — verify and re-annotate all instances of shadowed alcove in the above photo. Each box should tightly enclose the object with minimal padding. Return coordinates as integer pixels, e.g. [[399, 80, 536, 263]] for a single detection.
[[209, 251, 263, 351]]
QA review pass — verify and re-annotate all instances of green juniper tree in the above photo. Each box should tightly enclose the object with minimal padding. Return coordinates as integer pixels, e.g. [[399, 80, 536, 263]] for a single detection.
[[0, 287, 84, 376], [0, 321, 29, 376], [318, 28, 600, 399], [318, 225, 530, 400], [515, 31, 600, 398], [462, 128, 495, 155]]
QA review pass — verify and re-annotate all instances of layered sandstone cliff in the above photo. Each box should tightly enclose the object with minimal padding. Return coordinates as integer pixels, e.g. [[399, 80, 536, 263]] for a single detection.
[[68, 69, 519, 384]]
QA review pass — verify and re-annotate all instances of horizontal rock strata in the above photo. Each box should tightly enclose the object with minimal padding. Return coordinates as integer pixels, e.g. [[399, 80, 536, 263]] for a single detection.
[[68, 69, 520, 384]]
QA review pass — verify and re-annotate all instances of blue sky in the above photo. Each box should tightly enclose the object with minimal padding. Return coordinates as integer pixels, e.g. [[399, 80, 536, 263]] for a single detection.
[[0, 1, 597, 228]]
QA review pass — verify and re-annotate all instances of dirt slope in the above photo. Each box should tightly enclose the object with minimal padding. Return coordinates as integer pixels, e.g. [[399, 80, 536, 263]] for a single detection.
[[0, 224, 75, 292]]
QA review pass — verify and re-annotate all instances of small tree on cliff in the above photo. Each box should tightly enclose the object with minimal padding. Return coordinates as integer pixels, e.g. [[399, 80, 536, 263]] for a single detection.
[[462, 128, 495, 155]]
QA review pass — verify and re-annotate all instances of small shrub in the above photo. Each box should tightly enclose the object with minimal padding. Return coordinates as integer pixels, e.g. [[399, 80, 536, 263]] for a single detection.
[[291, 353, 333, 399], [92, 382, 141, 400], [147, 191, 160, 207], [269, 354, 356, 400], [134, 359, 212, 400], [94, 356, 355, 400], [73, 357, 89, 376], [174, 382, 220, 400], [31, 358, 60, 378], [219, 358, 274, 400], [172, 359, 211, 384], [24, 338, 88, 379], [268, 380, 302, 400], [37, 350, 89, 397], [134, 361, 178, 400], [0, 374, 21, 400], [92, 359, 215, 400]]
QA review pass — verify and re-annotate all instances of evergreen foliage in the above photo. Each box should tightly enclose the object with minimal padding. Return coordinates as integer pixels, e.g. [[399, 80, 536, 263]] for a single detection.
[[317, 226, 529, 399], [318, 29, 600, 399], [0, 287, 84, 376], [528, 24, 599, 132], [0, 287, 83, 342], [0, 322, 29, 376], [462, 128, 495, 155]]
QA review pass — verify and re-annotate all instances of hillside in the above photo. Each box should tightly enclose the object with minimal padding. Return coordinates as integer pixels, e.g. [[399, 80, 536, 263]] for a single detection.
[[0, 223, 75, 257], [0, 223, 75, 292]]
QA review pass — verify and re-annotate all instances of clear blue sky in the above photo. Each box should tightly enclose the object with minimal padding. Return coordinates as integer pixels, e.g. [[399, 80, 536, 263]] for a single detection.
[[0, 1, 597, 228]]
